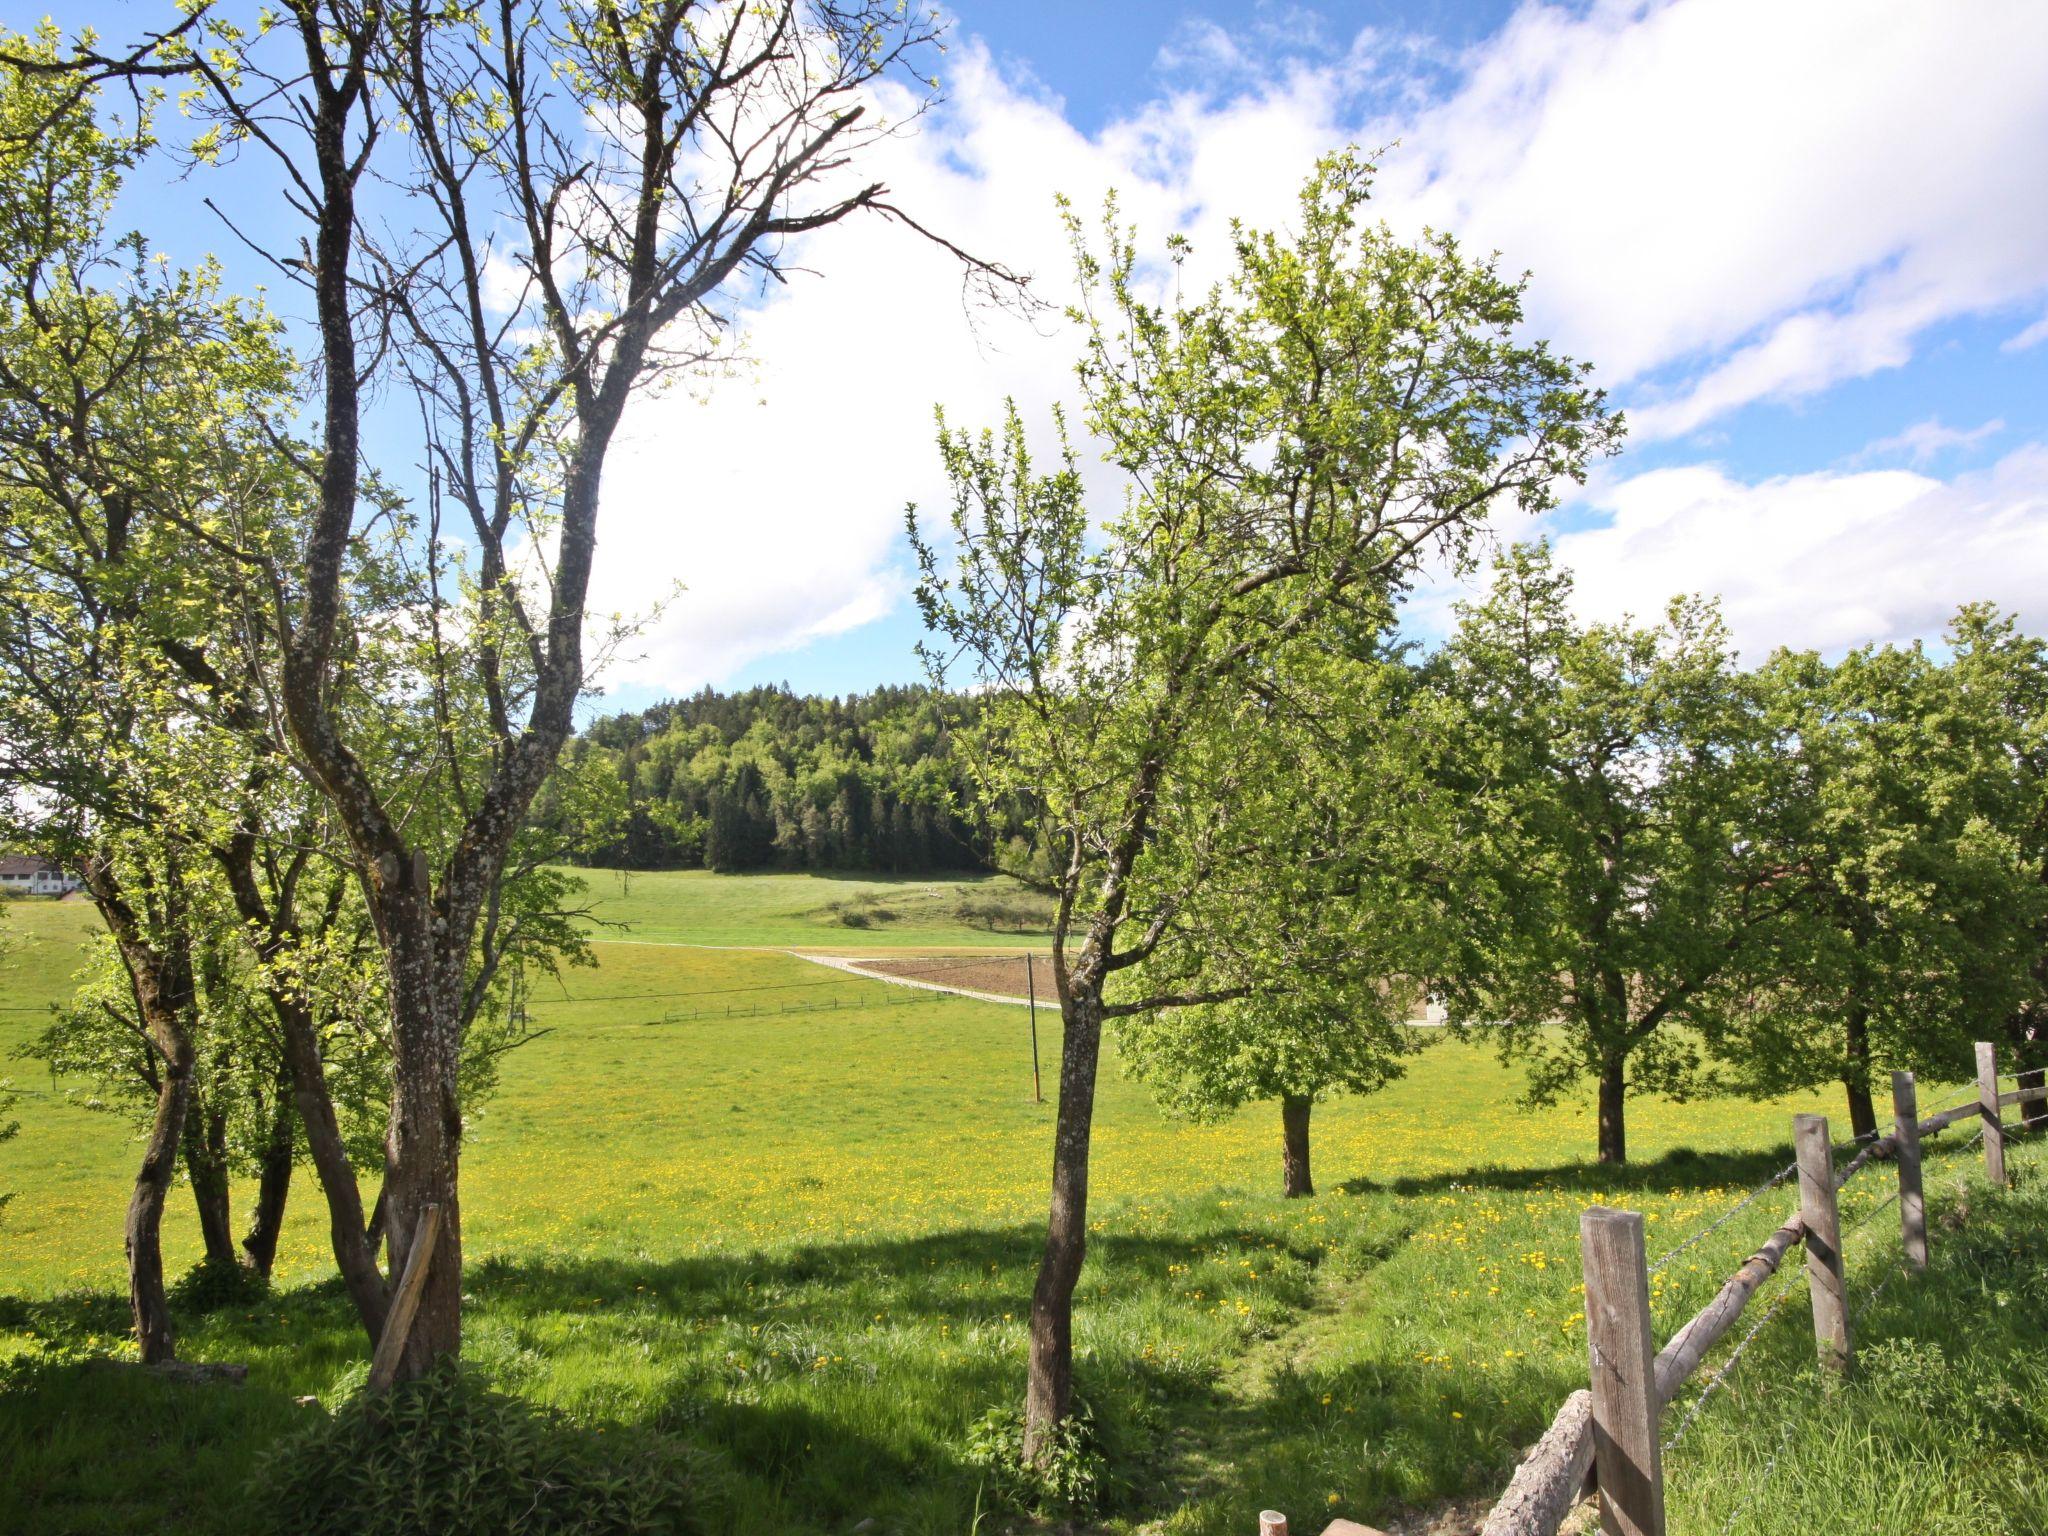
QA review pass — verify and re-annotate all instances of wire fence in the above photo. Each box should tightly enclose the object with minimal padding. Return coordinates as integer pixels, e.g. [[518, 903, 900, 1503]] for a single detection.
[[1472, 1044, 2040, 1536], [1647, 1160, 1798, 1277]]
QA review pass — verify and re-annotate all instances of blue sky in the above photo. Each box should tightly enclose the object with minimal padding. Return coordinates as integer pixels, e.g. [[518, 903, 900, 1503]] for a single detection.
[[38, 1, 2048, 712], [655, 0, 2048, 711]]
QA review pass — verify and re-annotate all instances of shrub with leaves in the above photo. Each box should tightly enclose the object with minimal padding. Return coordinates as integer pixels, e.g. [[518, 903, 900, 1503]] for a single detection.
[[964, 1398, 1106, 1516], [254, 1364, 702, 1536], [168, 1253, 272, 1314]]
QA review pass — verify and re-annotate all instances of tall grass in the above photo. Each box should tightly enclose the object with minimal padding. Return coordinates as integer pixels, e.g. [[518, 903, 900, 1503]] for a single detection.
[[1, 876, 2040, 1533]]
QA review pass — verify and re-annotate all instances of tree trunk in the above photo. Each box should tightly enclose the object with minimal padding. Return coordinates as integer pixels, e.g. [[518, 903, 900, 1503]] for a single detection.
[[1842, 1005, 1877, 1141], [183, 1101, 237, 1269], [128, 1056, 192, 1363], [241, 1079, 296, 1277], [88, 859, 199, 1365], [1023, 983, 1102, 1462], [1280, 1093, 1314, 1198], [2019, 1065, 2047, 1134], [274, 997, 390, 1338], [378, 913, 465, 1381], [1597, 1054, 1627, 1166]]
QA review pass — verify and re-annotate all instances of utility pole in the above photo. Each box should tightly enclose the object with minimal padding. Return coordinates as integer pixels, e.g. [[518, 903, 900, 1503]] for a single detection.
[[1026, 953, 1043, 1103]]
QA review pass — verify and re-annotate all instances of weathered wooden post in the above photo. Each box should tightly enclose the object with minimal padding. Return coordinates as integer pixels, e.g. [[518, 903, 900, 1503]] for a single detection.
[[1976, 1041, 2007, 1187], [367, 1202, 443, 1391], [1792, 1115, 1851, 1376], [1891, 1071, 1927, 1273], [1580, 1206, 1664, 1536], [1258, 1511, 1289, 1536]]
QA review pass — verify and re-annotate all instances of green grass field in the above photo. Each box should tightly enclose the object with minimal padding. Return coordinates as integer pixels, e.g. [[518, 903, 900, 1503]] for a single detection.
[[1, 874, 2042, 1535], [561, 867, 1054, 950]]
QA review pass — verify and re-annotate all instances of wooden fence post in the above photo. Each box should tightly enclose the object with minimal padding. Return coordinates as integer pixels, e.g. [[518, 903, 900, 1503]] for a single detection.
[[1257, 1512, 1288, 1536], [1792, 1115, 1851, 1376], [1891, 1071, 1927, 1273], [1580, 1206, 1664, 1536], [1976, 1041, 2007, 1188]]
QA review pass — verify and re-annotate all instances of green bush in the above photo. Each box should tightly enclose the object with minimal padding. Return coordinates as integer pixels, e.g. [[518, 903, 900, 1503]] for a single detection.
[[170, 1254, 272, 1313], [963, 1399, 1106, 1517], [253, 1362, 702, 1536]]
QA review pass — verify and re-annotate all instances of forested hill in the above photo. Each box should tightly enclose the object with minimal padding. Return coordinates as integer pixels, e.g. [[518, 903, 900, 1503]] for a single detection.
[[566, 685, 1026, 874]]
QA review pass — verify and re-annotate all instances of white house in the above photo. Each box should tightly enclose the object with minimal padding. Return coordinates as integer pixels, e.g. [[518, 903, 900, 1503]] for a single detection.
[[0, 856, 81, 896]]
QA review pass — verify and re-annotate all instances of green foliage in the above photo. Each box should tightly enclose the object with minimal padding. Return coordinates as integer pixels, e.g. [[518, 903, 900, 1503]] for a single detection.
[[1437, 544, 1800, 1154], [1717, 634, 2045, 1108], [571, 685, 1008, 874], [964, 1398, 1106, 1515], [911, 145, 1618, 1036], [1117, 636, 1452, 1125], [168, 1253, 272, 1314], [253, 1363, 702, 1536]]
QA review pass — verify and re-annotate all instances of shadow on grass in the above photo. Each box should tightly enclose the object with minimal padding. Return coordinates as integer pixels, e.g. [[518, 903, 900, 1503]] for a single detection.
[[1340, 1139, 1803, 1201], [0, 1214, 1336, 1535]]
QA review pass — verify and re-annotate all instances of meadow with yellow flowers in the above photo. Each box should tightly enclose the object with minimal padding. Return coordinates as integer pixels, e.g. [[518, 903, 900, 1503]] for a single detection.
[[2, 873, 2042, 1534]]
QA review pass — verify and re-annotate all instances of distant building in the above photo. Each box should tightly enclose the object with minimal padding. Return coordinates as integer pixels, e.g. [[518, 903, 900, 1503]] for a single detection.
[[0, 855, 81, 896]]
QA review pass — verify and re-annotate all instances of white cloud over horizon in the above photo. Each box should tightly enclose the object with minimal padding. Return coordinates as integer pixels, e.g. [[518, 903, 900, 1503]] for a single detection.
[[588, 0, 2048, 695], [1539, 444, 2048, 660]]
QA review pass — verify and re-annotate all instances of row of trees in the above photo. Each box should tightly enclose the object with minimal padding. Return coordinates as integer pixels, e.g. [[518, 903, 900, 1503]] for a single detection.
[[914, 161, 2048, 1462], [3, 7, 2040, 1496], [563, 685, 1014, 874], [0, 0, 989, 1381]]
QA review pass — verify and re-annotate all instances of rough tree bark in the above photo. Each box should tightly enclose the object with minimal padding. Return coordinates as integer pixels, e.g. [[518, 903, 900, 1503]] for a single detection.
[[1597, 1053, 1628, 1166], [1842, 1004, 1878, 1141], [218, 839, 390, 1334], [182, 1101, 237, 1269], [241, 1075, 296, 1276], [1024, 980, 1104, 1451], [1281, 1094, 1315, 1198], [87, 861, 199, 1364]]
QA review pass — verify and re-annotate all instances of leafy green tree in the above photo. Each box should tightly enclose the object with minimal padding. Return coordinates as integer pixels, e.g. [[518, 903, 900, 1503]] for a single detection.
[[1437, 545, 1803, 1165], [19, 0, 1006, 1380], [912, 154, 1617, 1453], [1720, 642, 2041, 1135], [1116, 630, 1451, 1197], [0, 38, 298, 1357], [1946, 605, 2048, 1125]]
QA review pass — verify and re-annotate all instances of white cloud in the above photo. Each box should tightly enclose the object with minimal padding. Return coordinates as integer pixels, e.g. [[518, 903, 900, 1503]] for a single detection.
[[589, 0, 2048, 691], [591, 44, 1348, 693], [2004, 311, 2048, 353], [1853, 417, 2004, 468], [1544, 444, 2048, 658], [1369, 0, 2048, 439]]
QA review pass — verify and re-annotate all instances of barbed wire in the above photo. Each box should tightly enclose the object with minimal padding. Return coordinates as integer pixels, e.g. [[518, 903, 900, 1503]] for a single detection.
[[1841, 1186, 1901, 1237], [1661, 1266, 1802, 1454], [1648, 1160, 1798, 1276]]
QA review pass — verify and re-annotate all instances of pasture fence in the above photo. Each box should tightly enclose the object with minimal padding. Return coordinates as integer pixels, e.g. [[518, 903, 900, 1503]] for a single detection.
[[1256, 1040, 2043, 1536], [1474, 1040, 2039, 1536]]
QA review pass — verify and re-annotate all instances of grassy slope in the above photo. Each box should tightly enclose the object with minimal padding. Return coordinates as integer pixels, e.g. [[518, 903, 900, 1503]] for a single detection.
[[560, 867, 1052, 950], [1, 875, 2041, 1535]]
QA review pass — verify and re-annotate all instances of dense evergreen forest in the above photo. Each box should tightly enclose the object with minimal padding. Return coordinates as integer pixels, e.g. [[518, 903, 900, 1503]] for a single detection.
[[565, 685, 1025, 874]]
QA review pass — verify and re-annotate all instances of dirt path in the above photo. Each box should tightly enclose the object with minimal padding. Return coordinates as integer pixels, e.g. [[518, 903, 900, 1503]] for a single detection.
[[791, 951, 1042, 1007]]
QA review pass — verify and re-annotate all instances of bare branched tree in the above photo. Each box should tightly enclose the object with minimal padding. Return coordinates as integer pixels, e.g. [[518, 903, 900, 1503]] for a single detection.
[[17, 0, 1016, 1379]]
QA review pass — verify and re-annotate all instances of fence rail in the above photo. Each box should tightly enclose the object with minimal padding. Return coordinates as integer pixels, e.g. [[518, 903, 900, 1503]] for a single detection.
[[1254, 1042, 2037, 1536], [1476, 1041, 2034, 1536]]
